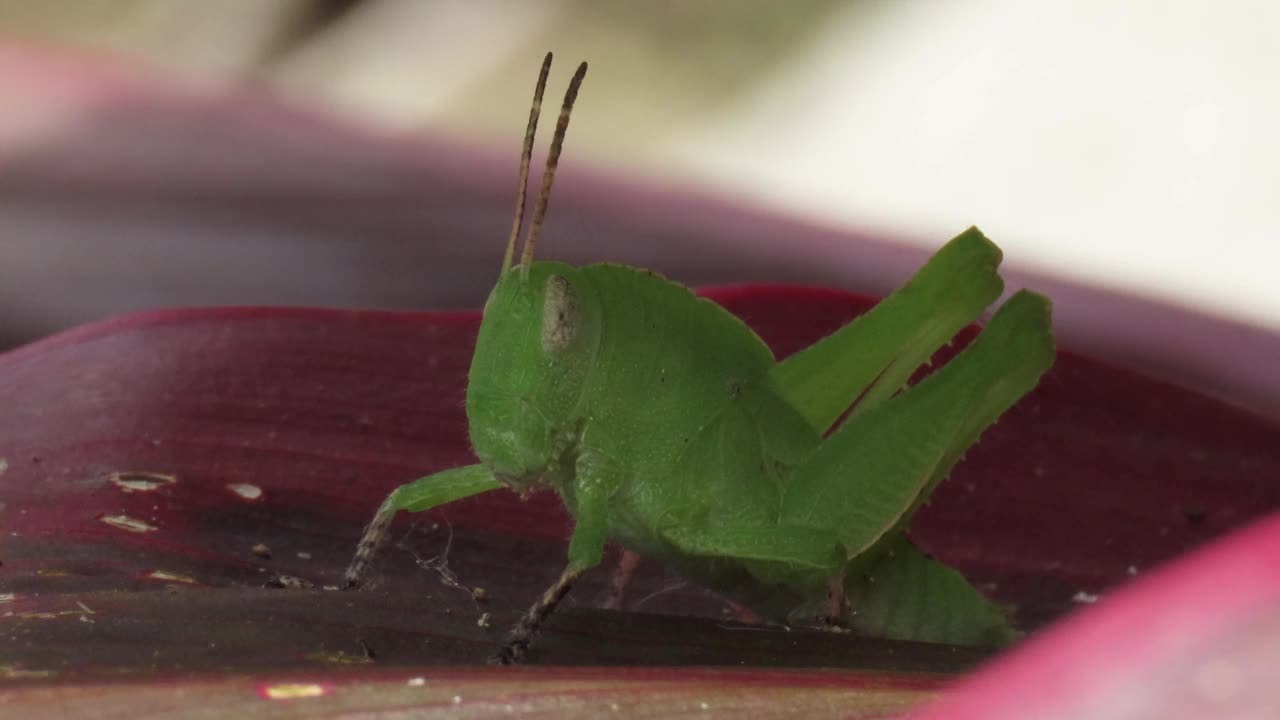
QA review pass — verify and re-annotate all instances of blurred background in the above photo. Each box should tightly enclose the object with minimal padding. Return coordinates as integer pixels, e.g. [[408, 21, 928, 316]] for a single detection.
[[0, 1, 1277, 411]]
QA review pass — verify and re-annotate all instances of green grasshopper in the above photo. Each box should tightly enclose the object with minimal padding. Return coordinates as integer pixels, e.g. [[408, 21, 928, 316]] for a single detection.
[[344, 53, 1055, 664]]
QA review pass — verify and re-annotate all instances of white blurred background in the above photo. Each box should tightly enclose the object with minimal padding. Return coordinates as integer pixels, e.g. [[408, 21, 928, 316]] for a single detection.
[[0, 0, 1276, 332]]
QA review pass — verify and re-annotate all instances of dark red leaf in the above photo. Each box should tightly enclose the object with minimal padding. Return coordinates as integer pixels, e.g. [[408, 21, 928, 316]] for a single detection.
[[2, 286, 1277, 679]]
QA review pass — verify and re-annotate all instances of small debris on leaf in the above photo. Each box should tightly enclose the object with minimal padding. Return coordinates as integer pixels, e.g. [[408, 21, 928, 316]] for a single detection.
[[107, 471, 176, 493], [226, 483, 264, 501], [302, 650, 372, 665], [1072, 590, 1100, 604], [141, 570, 199, 585], [265, 574, 315, 590], [98, 514, 158, 533]]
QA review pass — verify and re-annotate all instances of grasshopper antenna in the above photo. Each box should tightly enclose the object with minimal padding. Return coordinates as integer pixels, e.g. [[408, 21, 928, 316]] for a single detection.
[[519, 60, 588, 275], [502, 52, 554, 274]]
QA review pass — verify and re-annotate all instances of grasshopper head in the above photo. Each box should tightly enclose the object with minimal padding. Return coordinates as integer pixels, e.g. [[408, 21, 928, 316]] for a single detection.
[[466, 263, 597, 493]]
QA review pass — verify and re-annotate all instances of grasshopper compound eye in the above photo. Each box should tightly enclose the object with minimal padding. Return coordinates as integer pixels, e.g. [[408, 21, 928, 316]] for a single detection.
[[540, 274, 578, 354]]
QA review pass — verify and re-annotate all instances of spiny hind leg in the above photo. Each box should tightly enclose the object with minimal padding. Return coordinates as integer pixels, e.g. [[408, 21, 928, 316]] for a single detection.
[[492, 564, 585, 665], [778, 292, 1056, 586]]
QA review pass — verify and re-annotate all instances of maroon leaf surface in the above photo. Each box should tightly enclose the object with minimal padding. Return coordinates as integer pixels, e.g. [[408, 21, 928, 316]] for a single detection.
[[2, 285, 1278, 687]]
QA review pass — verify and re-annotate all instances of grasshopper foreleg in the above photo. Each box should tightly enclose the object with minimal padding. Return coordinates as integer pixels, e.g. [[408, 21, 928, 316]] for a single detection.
[[494, 458, 612, 663], [344, 465, 503, 591]]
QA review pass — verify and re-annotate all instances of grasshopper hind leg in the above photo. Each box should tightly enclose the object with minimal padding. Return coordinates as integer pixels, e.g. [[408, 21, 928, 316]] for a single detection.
[[492, 564, 586, 665]]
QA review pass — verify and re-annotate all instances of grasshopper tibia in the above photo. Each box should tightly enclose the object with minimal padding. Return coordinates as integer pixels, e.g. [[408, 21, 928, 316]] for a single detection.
[[492, 564, 585, 665]]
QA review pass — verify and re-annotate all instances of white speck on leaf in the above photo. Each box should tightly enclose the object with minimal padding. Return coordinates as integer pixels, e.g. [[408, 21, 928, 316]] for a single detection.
[[108, 471, 176, 493], [1072, 591, 1099, 604], [226, 483, 263, 501], [98, 515, 157, 533], [143, 570, 198, 584]]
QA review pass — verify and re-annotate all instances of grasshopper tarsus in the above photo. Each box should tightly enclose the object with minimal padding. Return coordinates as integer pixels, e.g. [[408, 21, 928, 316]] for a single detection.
[[490, 641, 524, 666], [343, 505, 395, 590], [493, 564, 584, 665]]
